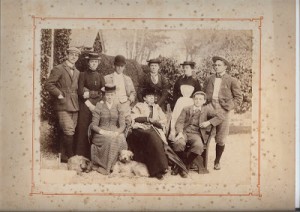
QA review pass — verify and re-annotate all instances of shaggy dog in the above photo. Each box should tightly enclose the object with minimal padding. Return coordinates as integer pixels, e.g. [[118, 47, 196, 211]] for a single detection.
[[111, 150, 149, 177], [67, 155, 92, 175]]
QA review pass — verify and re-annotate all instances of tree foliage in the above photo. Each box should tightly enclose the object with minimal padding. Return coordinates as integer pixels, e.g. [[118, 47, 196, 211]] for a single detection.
[[93, 32, 103, 54]]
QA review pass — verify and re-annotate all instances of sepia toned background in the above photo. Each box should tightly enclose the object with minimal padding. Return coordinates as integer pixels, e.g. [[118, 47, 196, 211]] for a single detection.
[[0, 0, 296, 210]]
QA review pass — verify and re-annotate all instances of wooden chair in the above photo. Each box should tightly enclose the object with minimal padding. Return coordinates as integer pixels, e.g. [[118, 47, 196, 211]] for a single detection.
[[192, 126, 215, 173]]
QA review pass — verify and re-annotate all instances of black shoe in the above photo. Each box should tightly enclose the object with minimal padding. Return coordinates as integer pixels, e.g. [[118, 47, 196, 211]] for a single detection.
[[214, 162, 221, 170], [171, 166, 179, 175], [179, 171, 188, 178], [155, 173, 164, 180]]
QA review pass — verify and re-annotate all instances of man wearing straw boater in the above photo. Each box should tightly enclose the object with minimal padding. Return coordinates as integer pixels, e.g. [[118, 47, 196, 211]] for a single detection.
[[45, 47, 81, 162], [203, 56, 242, 170]]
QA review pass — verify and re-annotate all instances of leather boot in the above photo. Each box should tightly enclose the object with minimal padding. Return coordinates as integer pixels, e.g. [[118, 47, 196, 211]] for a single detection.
[[214, 144, 225, 170], [186, 152, 198, 170], [63, 134, 75, 159]]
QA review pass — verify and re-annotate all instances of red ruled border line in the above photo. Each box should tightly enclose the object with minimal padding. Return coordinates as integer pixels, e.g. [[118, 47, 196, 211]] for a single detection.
[[31, 16, 263, 197]]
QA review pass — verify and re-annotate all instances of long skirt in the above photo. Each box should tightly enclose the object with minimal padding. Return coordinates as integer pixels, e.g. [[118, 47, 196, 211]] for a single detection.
[[127, 128, 168, 177], [76, 102, 92, 158], [91, 133, 128, 173]]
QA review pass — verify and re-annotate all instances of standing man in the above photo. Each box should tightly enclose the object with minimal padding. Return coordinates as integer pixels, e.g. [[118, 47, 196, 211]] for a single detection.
[[203, 56, 242, 170], [104, 55, 136, 123], [45, 47, 81, 162], [137, 59, 170, 111]]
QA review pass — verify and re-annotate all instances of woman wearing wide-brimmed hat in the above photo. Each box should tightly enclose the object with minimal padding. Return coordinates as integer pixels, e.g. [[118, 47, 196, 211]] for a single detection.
[[127, 87, 169, 180], [90, 84, 128, 175], [75, 52, 105, 159]]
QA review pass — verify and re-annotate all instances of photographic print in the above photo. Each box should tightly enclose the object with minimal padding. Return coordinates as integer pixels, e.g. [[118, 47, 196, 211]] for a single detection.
[[1, 0, 296, 210], [35, 18, 258, 196]]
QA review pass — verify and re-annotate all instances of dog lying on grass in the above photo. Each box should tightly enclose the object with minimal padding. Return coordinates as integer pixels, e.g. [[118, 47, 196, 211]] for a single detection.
[[67, 155, 92, 175], [111, 150, 149, 178]]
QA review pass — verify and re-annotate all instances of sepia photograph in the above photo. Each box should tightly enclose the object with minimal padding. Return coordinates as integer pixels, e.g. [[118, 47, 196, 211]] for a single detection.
[[1, 0, 297, 210], [39, 28, 253, 188]]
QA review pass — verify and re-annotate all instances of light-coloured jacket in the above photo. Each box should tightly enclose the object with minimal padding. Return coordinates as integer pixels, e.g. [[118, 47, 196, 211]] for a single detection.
[[104, 73, 136, 103]]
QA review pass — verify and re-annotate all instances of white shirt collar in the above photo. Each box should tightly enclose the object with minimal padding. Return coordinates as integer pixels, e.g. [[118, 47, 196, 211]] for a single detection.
[[114, 72, 124, 78], [106, 101, 113, 109], [193, 105, 202, 111]]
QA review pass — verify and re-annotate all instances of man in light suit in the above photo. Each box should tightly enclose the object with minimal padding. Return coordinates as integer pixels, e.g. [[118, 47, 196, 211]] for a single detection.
[[104, 55, 136, 123], [203, 56, 243, 170], [45, 47, 81, 162]]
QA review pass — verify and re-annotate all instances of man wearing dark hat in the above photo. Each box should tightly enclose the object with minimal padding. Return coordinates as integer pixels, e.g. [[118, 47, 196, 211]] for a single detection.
[[173, 91, 225, 177], [45, 46, 81, 162], [203, 56, 242, 170], [172, 61, 201, 109], [137, 58, 170, 111], [104, 55, 136, 123]]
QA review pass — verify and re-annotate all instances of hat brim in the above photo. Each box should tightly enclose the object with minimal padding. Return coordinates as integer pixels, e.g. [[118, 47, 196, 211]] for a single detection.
[[101, 87, 116, 93], [142, 89, 156, 97], [85, 56, 101, 60], [114, 62, 126, 66], [147, 61, 161, 64], [212, 56, 231, 70]]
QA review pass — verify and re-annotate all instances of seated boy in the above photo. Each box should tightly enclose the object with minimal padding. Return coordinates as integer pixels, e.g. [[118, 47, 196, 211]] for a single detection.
[[172, 91, 224, 177]]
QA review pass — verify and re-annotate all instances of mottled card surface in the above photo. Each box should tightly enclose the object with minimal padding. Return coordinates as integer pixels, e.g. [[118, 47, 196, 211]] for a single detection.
[[0, 0, 296, 210]]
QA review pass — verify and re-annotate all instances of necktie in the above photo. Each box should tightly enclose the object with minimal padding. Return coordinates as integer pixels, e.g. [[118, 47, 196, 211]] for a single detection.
[[216, 73, 222, 78], [69, 67, 74, 77], [193, 107, 200, 114], [149, 105, 153, 118]]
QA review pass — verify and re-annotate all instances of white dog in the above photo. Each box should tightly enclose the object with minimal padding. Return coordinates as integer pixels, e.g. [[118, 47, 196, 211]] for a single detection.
[[111, 150, 149, 177], [67, 155, 92, 175]]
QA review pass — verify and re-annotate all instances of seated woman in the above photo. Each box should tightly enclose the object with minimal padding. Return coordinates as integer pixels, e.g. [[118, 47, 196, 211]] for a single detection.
[[90, 84, 128, 175], [127, 87, 169, 180]]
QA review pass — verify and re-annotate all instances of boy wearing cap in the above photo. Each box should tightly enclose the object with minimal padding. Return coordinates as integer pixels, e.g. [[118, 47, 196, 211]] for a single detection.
[[45, 47, 81, 162], [173, 91, 225, 177], [104, 55, 136, 123], [137, 59, 170, 111], [203, 56, 242, 170]]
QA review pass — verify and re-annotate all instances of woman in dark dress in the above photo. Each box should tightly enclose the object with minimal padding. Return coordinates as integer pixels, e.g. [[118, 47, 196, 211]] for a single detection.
[[127, 87, 169, 180], [172, 61, 201, 108], [75, 52, 105, 159]]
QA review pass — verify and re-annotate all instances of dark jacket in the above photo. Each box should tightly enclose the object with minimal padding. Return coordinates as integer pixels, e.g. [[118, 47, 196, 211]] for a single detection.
[[45, 61, 80, 111], [138, 73, 170, 108], [78, 70, 105, 105], [203, 73, 242, 111], [175, 104, 224, 142]]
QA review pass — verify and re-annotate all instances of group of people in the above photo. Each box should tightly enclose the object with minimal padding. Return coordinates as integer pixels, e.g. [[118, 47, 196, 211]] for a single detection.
[[45, 46, 242, 180]]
